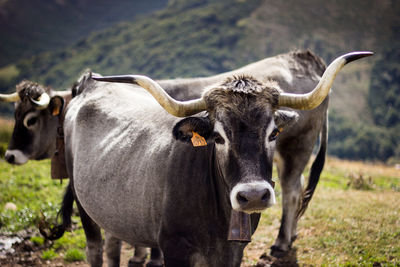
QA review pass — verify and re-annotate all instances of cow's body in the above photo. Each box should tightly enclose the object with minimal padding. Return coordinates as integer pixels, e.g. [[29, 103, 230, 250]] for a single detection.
[[64, 50, 332, 266]]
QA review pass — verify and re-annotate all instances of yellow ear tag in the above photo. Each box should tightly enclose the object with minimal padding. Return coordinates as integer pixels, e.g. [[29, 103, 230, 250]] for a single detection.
[[52, 106, 61, 116], [191, 131, 207, 147]]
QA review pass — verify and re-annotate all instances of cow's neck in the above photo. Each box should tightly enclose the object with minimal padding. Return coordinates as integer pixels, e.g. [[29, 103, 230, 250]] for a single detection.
[[51, 92, 72, 180], [209, 144, 231, 217]]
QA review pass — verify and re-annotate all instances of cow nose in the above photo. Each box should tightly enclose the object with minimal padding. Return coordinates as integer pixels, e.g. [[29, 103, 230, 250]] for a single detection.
[[5, 152, 15, 164], [236, 188, 270, 205], [231, 181, 276, 213]]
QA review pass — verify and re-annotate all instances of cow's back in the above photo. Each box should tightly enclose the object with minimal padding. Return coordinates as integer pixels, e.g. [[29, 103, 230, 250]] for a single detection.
[[64, 80, 180, 246]]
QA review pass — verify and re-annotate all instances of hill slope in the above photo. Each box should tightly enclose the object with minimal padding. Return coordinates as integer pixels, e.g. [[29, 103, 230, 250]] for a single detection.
[[0, 0, 166, 67], [0, 0, 399, 161], [9, 0, 396, 118]]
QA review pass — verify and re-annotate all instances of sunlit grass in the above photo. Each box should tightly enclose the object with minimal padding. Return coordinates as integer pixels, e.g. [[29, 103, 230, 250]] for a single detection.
[[243, 158, 400, 266], [0, 160, 65, 231]]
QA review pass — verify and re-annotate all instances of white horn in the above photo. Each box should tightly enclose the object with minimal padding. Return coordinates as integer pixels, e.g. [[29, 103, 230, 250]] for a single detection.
[[0, 92, 20, 102], [92, 75, 207, 117], [30, 92, 51, 110], [278, 51, 373, 110]]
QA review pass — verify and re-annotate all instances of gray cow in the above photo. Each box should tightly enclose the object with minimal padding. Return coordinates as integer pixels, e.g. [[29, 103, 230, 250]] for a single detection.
[[77, 51, 369, 266]]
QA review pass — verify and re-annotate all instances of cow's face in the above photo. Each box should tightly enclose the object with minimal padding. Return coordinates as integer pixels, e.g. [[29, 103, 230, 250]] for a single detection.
[[5, 81, 63, 165], [173, 77, 298, 213]]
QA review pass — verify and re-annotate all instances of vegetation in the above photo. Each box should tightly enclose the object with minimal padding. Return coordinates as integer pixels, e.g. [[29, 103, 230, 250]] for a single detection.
[[64, 248, 86, 262], [0, 0, 167, 67], [243, 158, 400, 266], [41, 249, 57, 260], [328, 112, 398, 162]]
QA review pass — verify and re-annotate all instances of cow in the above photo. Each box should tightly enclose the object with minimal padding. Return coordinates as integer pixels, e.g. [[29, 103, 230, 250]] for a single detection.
[[71, 51, 370, 266]]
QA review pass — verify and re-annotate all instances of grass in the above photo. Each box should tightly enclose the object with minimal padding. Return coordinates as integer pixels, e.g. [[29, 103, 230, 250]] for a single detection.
[[243, 158, 400, 266], [0, 118, 13, 156], [64, 248, 86, 262], [41, 249, 58, 260]]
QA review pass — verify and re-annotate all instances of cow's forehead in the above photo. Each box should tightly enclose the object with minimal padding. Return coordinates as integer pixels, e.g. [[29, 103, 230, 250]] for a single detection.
[[203, 76, 281, 118], [13, 81, 50, 119], [213, 108, 274, 142], [16, 80, 48, 99]]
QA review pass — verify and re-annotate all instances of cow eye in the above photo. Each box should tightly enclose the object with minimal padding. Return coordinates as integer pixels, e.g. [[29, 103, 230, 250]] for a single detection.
[[268, 128, 281, 142], [23, 113, 39, 129], [213, 132, 225, 145], [27, 117, 37, 127]]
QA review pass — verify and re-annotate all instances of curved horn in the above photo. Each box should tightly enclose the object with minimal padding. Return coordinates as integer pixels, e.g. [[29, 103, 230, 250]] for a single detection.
[[278, 51, 374, 110], [0, 92, 20, 102], [53, 90, 71, 98], [92, 75, 206, 117], [30, 92, 51, 110]]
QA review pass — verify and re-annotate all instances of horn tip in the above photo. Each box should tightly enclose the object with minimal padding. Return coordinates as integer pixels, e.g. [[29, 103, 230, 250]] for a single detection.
[[344, 51, 374, 64], [91, 75, 105, 81], [91, 75, 136, 84]]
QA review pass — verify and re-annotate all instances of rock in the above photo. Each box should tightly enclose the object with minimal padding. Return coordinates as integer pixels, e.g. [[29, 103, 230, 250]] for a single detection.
[[4, 202, 17, 211]]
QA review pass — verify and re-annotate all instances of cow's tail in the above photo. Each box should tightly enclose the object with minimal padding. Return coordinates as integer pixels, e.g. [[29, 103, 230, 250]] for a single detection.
[[39, 181, 74, 240], [296, 112, 328, 219]]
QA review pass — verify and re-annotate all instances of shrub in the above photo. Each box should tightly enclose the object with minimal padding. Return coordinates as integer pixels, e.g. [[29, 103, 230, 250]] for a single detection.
[[42, 249, 58, 260], [64, 248, 85, 262]]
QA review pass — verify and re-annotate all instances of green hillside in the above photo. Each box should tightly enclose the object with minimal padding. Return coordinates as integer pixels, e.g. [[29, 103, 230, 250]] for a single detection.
[[0, 0, 166, 67], [0, 0, 399, 162]]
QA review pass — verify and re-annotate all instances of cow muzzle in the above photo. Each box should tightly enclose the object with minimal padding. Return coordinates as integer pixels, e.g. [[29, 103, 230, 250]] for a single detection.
[[230, 181, 276, 213], [5, 150, 29, 165]]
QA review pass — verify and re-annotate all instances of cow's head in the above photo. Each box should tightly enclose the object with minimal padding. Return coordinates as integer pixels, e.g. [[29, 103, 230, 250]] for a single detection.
[[92, 51, 372, 213], [171, 77, 298, 212], [0, 81, 65, 164]]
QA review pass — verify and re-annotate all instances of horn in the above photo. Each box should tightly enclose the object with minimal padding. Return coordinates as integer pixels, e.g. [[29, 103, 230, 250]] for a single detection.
[[92, 75, 207, 117], [30, 92, 51, 110], [278, 51, 373, 110], [53, 91, 71, 98], [0, 92, 20, 102]]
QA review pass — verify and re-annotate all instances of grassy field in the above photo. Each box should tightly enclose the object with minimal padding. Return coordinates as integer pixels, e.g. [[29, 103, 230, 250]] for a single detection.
[[244, 158, 400, 266], [0, 118, 399, 265]]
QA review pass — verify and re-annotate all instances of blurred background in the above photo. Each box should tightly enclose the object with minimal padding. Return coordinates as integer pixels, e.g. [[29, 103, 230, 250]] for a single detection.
[[0, 0, 399, 163]]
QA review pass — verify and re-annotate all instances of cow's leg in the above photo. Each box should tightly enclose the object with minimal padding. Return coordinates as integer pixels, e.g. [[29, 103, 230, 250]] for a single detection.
[[271, 151, 310, 258], [146, 248, 163, 267], [76, 202, 103, 267], [159, 236, 191, 267], [105, 232, 121, 267], [128, 247, 148, 267]]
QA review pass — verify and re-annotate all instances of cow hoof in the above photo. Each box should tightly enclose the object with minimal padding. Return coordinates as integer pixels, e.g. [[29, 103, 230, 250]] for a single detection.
[[270, 245, 288, 258], [128, 258, 145, 267]]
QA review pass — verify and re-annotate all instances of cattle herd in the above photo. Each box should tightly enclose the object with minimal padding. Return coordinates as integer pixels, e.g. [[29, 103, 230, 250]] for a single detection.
[[0, 50, 372, 266]]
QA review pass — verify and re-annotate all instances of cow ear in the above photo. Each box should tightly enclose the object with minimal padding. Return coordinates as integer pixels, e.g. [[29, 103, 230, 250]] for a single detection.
[[49, 96, 64, 116], [173, 117, 213, 144], [274, 110, 299, 129]]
